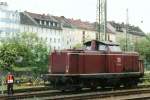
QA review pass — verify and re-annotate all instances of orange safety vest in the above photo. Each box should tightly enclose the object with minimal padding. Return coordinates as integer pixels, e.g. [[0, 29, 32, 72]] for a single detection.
[[7, 75, 14, 83]]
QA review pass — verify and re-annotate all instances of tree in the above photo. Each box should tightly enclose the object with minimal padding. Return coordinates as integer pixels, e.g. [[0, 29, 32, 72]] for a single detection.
[[73, 43, 83, 49], [0, 32, 49, 74], [0, 43, 17, 71], [117, 36, 134, 52], [136, 35, 150, 62]]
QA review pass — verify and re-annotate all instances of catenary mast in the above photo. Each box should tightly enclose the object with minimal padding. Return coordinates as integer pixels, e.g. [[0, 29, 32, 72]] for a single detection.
[[96, 0, 107, 41]]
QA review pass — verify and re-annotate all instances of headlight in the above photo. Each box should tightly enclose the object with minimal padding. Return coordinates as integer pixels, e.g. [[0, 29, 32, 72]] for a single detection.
[[66, 65, 69, 73]]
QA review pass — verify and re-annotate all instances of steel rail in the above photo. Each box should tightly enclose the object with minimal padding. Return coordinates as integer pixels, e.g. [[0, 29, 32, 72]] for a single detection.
[[1, 84, 150, 100]]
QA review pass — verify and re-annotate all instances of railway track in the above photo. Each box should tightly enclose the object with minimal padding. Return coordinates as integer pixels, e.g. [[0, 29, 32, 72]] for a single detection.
[[0, 86, 52, 94], [48, 88, 150, 100], [1, 85, 150, 100], [25, 87, 150, 100]]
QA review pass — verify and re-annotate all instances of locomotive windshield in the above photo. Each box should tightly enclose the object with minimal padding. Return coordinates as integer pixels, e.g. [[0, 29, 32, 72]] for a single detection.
[[109, 45, 122, 52], [98, 45, 107, 51], [86, 46, 91, 50]]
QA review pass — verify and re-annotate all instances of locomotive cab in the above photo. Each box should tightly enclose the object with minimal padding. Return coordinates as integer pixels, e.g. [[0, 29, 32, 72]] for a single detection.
[[84, 40, 122, 53]]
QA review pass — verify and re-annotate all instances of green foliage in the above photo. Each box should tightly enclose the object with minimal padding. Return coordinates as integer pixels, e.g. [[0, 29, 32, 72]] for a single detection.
[[73, 43, 82, 49], [117, 34, 150, 63], [136, 35, 150, 62], [117, 37, 134, 51], [0, 32, 49, 74], [143, 72, 150, 85], [0, 43, 17, 71]]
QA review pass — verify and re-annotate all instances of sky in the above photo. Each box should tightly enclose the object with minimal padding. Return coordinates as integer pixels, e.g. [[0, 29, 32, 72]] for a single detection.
[[2, 0, 150, 33]]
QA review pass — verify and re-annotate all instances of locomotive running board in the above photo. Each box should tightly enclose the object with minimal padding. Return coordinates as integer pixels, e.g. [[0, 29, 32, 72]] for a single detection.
[[44, 72, 142, 77]]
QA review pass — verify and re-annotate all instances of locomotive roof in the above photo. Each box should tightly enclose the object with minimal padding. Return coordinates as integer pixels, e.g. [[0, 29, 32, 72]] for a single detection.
[[84, 40, 119, 46]]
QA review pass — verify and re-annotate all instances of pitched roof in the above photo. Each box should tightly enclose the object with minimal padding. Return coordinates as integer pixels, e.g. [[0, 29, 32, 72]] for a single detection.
[[25, 11, 58, 22], [20, 11, 145, 36], [109, 21, 145, 36], [53, 16, 73, 28], [68, 18, 97, 31], [20, 12, 38, 26], [20, 11, 62, 30]]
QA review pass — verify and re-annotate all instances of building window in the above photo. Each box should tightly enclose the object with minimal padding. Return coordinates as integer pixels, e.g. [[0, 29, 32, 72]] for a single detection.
[[27, 26, 29, 31], [44, 21, 47, 25], [36, 27, 38, 32], [53, 22, 55, 26], [24, 26, 26, 32], [29, 27, 33, 32], [59, 30, 61, 34], [58, 38, 60, 43], [39, 20, 42, 25], [54, 38, 56, 43], [49, 22, 51, 26], [55, 23, 57, 27], [42, 20, 45, 25], [82, 31, 85, 43], [46, 21, 49, 26], [41, 28, 44, 33], [57, 24, 59, 27], [50, 38, 52, 42], [51, 22, 53, 26], [55, 30, 57, 35], [58, 46, 60, 50], [67, 41, 69, 45]]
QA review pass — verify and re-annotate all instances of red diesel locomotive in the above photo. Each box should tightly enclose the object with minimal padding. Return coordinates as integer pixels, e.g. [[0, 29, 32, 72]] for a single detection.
[[45, 40, 144, 91]]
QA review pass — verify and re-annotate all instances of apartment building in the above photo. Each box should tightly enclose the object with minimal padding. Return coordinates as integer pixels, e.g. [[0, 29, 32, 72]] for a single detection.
[[20, 11, 98, 50], [109, 21, 145, 50], [0, 2, 145, 51], [0, 2, 20, 39], [20, 11, 62, 50]]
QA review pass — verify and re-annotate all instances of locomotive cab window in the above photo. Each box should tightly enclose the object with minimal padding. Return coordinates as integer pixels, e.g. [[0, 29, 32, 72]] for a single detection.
[[86, 46, 91, 50], [98, 45, 107, 51], [108, 45, 122, 52]]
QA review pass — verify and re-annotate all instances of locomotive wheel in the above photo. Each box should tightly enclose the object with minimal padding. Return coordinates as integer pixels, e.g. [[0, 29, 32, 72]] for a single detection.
[[75, 86, 82, 91], [90, 82, 97, 90], [101, 86, 105, 89], [91, 86, 97, 90], [100, 84, 106, 89], [61, 89, 66, 92], [123, 81, 138, 88], [114, 83, 121, 89], [123, 83, 133, 88]]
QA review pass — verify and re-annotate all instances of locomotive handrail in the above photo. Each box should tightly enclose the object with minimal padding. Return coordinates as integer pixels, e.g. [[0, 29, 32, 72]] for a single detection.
[[138, 59, 144, 75]]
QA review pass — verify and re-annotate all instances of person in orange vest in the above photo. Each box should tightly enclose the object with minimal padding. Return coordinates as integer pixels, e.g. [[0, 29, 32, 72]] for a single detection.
[[6, 72, 14, 95]]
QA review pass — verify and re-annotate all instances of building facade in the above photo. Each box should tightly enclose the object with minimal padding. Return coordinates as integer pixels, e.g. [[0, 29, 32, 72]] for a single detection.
[[20, 12, 62, 50], [0, 2, 20, 39], [109, 21, 145, 51], [0, 2, 145, 51], [20, 12, 97, 50]]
